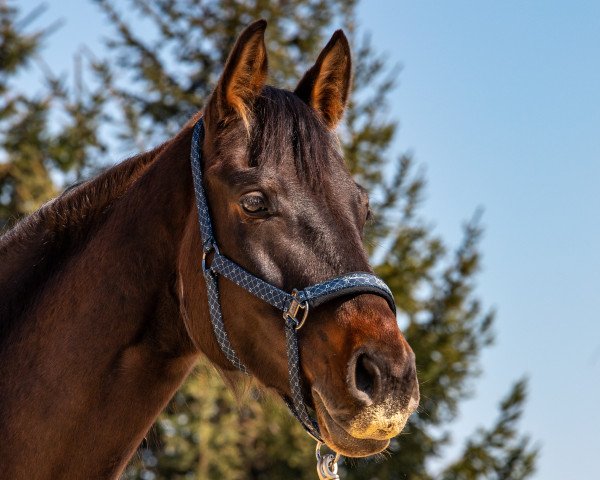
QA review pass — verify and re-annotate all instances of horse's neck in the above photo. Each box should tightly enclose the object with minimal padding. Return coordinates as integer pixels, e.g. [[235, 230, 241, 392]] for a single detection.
[[0, 131, 201, 479]]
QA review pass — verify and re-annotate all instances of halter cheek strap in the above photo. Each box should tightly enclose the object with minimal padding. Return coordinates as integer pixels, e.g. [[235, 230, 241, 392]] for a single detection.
[[190, 119, 396, 444]]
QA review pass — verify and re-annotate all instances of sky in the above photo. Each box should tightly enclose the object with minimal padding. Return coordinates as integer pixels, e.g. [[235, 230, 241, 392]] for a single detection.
[[17, 1, 600, 478]]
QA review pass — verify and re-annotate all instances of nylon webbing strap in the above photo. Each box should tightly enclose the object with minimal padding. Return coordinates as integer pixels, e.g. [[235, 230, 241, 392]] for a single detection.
[[284, 318, 322, 440], [191, 118, 215, 249], [211, 253, 396, 314], [211, 254, 291, 311], [190, 119, 397, 443], [204, 268, 249, 373]]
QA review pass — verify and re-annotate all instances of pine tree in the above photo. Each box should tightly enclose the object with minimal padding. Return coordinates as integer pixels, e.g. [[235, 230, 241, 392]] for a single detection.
[[441, 379, 536, 480], [0, 2, 55, 226], [2, 0, 537, 478], [0, 1, 107, 229]]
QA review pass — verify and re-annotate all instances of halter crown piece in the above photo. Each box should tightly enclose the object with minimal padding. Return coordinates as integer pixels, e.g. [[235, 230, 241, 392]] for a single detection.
[[191, 119, 397, 479]]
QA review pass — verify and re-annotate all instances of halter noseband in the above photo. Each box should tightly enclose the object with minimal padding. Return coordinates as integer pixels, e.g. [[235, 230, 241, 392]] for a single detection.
[[190, 118, 396, 450]]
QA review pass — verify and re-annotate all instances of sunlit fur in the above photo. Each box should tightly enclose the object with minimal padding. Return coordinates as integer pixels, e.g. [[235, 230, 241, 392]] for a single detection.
[[210, 20, 268, 133], [295, 30, 352, 128]]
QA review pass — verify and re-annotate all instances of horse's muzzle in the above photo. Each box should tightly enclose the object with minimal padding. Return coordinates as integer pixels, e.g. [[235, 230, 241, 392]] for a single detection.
[[312, 336, 419, 457]]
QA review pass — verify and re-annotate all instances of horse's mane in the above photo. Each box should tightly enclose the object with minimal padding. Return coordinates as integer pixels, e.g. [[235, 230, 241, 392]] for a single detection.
[[0, 135, 179, 344]]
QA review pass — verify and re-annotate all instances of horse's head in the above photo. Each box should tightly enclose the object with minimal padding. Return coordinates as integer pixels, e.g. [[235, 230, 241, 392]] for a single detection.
[[180, 20, 418, 457]]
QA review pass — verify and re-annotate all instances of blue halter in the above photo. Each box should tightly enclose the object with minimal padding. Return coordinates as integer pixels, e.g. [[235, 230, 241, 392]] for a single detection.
[[190, 119, 396, 442]]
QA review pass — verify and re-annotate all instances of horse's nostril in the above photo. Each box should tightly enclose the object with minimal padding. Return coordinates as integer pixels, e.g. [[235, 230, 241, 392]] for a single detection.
[[354, 353, 379, 399]]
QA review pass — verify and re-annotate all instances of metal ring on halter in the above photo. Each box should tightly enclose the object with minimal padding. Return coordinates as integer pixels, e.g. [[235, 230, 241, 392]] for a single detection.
[[283, 289, 310, 330], [201, 243, 220, 272], [316, 442, 341, 480]]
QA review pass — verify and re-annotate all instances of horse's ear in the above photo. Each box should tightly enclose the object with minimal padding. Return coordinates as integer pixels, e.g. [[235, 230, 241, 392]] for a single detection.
[[205, 19, 268, 130], [294, 30, 352, 129]]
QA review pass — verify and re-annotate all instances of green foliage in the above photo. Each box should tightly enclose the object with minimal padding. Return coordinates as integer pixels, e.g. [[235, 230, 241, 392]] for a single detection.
[[0, 2, 107, 228], [441, 379, 537, 480], [0, 2, 55, 226], [1, 1, 537, 478]]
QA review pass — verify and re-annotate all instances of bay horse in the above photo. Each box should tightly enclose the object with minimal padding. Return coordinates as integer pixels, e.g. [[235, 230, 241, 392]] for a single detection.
[[0, 20, 418, 479]]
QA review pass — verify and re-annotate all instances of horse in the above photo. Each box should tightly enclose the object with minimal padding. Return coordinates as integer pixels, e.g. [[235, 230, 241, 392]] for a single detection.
[[0, 20, 419, 479]]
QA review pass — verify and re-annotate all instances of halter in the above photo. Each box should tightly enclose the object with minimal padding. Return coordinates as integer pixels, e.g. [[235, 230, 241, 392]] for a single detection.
[[191, 119, 396, 478]]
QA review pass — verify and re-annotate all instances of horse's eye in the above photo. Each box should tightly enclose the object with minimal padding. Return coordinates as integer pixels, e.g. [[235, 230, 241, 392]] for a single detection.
[[240, 192, 269, 215]]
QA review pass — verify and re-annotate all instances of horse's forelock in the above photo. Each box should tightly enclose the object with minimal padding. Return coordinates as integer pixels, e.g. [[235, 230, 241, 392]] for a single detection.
[[248, 86, 342, 190]]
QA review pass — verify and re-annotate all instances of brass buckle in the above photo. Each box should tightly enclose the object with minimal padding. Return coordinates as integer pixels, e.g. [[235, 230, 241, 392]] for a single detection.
[[284, 289, 309, 330]]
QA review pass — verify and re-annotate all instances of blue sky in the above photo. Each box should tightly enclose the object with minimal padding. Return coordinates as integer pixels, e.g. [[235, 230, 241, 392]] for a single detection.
[[18, 1, 600, 478]]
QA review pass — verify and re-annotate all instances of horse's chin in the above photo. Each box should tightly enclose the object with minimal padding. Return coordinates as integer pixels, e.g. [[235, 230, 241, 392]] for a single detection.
[[311, 390, 390, 458]]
